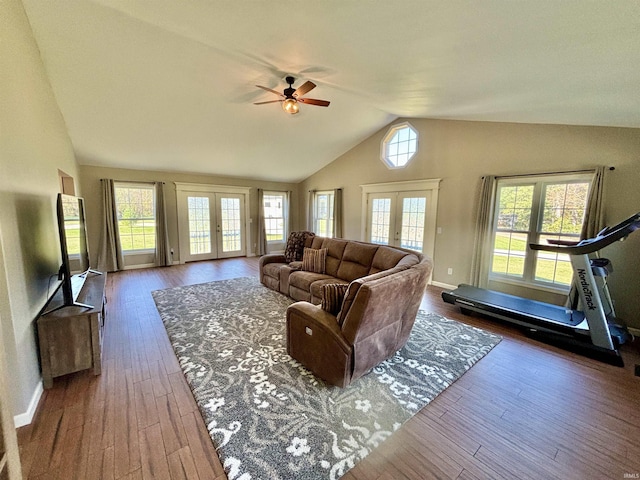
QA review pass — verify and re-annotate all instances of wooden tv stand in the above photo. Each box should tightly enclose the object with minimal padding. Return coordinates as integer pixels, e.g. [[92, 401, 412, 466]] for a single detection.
[[37, 272, 106, 389]]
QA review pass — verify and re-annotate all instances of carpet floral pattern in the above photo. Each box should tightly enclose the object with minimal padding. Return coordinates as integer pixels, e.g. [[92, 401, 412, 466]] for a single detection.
[[152, 277, 501, 480]]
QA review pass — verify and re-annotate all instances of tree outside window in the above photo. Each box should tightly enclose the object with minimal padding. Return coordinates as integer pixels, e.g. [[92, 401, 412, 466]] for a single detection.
[[114, 183, 156, 252], [314, 191, 334, 237], [263, 192, 286, 242], [490, 174, 591, 289]]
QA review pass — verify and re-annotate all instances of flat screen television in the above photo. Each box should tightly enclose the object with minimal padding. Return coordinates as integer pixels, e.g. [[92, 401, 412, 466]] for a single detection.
[[52, 193, 100, 311]]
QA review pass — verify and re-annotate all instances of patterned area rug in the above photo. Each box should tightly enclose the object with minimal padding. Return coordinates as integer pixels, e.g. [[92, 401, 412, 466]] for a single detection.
[[152, 277, 501, 480]]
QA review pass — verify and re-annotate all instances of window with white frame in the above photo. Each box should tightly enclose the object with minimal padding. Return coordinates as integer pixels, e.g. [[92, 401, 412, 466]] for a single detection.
[[381, 122, 418, 169], [490, 173, 592, 289], [263, 192, 287, 242], [313, 191, 335, 237], [114, 183, 156, 253]]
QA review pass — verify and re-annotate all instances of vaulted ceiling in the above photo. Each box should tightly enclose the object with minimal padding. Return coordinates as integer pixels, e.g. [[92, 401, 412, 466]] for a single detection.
[[22, 0, 640, 182]]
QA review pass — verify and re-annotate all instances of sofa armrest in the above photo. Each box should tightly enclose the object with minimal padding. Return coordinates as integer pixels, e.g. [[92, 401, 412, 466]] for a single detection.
[[259, 253, 286, 267], [286, 302, 353, 387], [259, 253, 286, 283]]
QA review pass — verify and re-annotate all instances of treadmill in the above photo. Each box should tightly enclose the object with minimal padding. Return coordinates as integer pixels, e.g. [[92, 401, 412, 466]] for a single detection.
[[442, 212, 640, 366]]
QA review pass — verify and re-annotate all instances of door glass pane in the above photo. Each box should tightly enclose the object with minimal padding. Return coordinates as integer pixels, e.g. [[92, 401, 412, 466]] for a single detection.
[[370, 198, 391, 245], [400, 197, 426, 252], [220, 197, 241, 252], [188, 196, 211, 255]]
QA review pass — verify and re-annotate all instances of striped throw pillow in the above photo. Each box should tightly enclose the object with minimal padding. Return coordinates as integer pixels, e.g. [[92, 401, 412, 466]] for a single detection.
[[301, 247, 327, 274], [321, 283, 349, 316]]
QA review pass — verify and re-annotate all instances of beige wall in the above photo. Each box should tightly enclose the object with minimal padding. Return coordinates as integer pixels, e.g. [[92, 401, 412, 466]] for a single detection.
[[0, 0, 79, 416], [300, 118, 640, 328], [79, 165, 298, 267]]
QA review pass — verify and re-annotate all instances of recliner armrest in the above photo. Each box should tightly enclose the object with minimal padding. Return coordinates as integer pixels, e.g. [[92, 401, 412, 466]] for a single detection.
[[286, 302, 352, 387], [259, 253, 287, 267]]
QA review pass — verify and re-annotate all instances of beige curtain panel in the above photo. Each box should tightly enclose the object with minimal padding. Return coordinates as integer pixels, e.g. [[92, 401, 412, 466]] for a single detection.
[[97, 179, 124, 272], [154, 182, 172, 267], [257, 189, 267, 256], [470, 175, 496, 287], [333, 188, 343, 238]]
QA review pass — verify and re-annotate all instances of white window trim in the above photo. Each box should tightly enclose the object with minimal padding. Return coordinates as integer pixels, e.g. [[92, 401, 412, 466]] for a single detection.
[[174, 182, 253, 257], [114, 181, 156, 255], [263, 191, 288, 244], [360, 179, 441, 264], [313, 190, 335, 238], [488, 172, 593, 293], [380, 121, 418, 169]]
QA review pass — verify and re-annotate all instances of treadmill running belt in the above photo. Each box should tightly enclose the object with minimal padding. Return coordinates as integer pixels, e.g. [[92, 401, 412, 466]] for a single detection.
[[444, 284, 585, 327]]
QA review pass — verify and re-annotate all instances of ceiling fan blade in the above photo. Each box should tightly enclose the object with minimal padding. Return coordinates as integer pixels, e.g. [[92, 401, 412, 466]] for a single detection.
[[293, 81, 316, 98], [253, 100, 283, 105], [298, 97, 330, 107], [256, 85, 284, 97]]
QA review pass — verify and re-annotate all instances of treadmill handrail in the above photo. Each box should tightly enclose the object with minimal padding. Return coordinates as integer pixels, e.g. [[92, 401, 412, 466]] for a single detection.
[[530, 212, 640, 255]]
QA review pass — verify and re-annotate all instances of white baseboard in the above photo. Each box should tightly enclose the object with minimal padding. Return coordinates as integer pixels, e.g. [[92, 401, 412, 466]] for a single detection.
[[123, 263, 156, 270], [430, 280, 457, 290], [14, 380, 43, 427]]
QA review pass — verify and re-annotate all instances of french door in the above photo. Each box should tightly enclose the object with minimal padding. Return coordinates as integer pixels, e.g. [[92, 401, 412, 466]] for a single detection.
[[367, 191, 428, 253], [177, 189, 247, 262]]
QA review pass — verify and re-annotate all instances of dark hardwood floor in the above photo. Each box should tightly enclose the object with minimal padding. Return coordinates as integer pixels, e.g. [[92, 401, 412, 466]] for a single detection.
[[17, 257, 640, 479]]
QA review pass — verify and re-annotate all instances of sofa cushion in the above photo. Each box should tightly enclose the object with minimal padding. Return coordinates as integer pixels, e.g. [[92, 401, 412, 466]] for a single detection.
[[321, 283, 349, 316], [284, 231, 315, 262], [302, 248, 327, 274], [262, 262, 287, 279], [319, 238, 349, 277], [289, 270, 334, 292], [369, 246, 414, 274], [309, 277, 349, 304], [337, 242, 379, 282]]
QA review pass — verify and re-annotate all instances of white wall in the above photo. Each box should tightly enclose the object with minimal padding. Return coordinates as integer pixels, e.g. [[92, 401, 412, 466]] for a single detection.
[[0, 0, 79, 418]]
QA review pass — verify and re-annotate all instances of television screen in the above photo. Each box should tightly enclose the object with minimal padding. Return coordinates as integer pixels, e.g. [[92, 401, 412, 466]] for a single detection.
[[57, 193, 92, 307], [59, 194, 90, 274]]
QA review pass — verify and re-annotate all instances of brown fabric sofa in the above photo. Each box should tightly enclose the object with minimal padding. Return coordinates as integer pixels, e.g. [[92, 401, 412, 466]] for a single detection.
[[259, 235, 433, 387], [260, 236, 424, 302]]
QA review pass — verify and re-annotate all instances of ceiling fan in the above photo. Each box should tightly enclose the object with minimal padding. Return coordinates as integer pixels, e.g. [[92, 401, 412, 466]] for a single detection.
[[254, 76, 330, 115]]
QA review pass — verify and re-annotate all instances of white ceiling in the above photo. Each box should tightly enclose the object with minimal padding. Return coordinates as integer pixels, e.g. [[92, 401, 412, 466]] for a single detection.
[[22, 0, 640, 182]]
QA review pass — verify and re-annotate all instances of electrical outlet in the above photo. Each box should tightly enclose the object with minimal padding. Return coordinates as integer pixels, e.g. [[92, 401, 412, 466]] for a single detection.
[[447, 268, 453, 275], [437, 227, 442, 234]]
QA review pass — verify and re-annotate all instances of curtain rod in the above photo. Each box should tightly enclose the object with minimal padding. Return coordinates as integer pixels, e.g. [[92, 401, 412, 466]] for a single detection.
[[483, 166, 615, 180], [102, 178, 161, 184]]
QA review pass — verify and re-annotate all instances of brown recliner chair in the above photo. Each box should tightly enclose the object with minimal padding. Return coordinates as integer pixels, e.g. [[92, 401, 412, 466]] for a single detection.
[[285, 258, 432, 387]]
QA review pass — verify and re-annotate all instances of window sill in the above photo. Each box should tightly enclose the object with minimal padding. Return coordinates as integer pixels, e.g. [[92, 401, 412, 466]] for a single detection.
[[489, 276, 571, 296], [123, 250, 155, 256]]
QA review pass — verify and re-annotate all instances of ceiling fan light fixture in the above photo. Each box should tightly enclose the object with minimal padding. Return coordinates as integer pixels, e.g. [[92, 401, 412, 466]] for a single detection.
[[282, 98, 299, 114]]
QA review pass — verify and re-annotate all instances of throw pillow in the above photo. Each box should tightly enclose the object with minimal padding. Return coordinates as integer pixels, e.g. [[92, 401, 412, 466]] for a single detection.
[[321, 283, 349, 316], [284, 231, 316, 263], [301, 247, 327, 274]]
